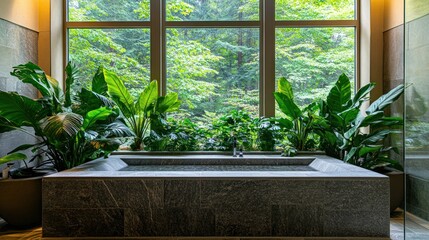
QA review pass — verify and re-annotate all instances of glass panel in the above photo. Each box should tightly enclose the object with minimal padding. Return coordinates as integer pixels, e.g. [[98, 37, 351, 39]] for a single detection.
[[166, 28, 260, 123], [166, 0, 259, 21], [275, 0, 355, 20], [275, 27, 355, 115], [68, 28, 150, 95], [405, 0, 429, 238], [68, 0, 149, 21]]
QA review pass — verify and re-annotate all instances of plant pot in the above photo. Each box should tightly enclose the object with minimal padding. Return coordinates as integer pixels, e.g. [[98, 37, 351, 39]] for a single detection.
[[383, 169, 404, 213], [0, 175, 43, 227]]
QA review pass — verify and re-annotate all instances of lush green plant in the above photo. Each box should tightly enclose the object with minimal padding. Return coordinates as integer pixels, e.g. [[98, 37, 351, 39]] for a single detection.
[[0, 153, 27, 165], [274, 77, 321, 154], [317, 73, 404, 170], [144, 118, 207, 151], [101, 69, 181, 150], [203, 110, 278, 151], [0, 62, 130, 171]]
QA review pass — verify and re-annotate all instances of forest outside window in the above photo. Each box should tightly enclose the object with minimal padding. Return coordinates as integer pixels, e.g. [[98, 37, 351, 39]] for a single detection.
[[65, 0, 358, 123]]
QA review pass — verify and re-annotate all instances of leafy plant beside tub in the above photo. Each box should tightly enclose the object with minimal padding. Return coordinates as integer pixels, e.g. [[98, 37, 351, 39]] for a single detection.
[[0, 62, 131, 172]]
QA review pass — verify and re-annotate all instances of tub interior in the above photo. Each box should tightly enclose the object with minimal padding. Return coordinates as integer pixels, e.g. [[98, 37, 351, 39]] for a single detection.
[[119, 156, 316, 171]]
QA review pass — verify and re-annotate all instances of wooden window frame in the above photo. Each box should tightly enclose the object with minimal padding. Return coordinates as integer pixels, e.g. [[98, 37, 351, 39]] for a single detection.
[[63, 0, 360, 117]]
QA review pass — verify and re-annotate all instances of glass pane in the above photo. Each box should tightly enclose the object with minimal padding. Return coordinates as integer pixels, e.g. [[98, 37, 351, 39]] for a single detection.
[[166, 28, 260, 123], [68, 28, 150, 95], [166, 0, 259, 21], [68, 0, 149, 21], [275, 27, 355, 114], [276, 0, 355, 20], [405, 0, 429, 238]]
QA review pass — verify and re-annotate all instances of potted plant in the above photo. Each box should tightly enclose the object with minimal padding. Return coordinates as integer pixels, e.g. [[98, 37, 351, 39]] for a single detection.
[[0, 62, 131, 227], [100, 68, 181, 150], [274, 77, 322, 156], [316, 73, 405, 212]]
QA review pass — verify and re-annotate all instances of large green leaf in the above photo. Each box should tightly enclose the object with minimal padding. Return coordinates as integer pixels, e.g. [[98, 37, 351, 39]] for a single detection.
[[274, 92, 301, 120], [92, 66, 108, 95], [104, 69, 135, 116], [327, 73, 351, 113], [157, 92, 181, 113], [0, 91, 45, 127], [42, 113, 83, 140], [10, 62, 52, 98], [366, 84, 404, 114], [138, 80, 158, 112], [78, 88, 115, 115], [277, 77, 294, 99], [352, 82, 375, 107], [64, 62, 79, 108], [0, 116, 17, 133], [359, 145, 383, 157], [361, 130, 391, 145], [82, 107, 113, 130], [0, 153, 27, 165]]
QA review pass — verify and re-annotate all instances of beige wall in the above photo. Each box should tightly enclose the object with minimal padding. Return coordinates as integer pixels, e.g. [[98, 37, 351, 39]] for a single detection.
[[384, 0, 405, 31], [0, 0, 51, 75], [0, 0, 40, 31]]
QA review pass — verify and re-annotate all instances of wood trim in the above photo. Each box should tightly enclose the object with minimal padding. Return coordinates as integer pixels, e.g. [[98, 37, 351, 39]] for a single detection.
[[262, 0, 275, 117], [165, 21, 260, 28], [65, 21, 151, 28], [275, 20, 358, 28]]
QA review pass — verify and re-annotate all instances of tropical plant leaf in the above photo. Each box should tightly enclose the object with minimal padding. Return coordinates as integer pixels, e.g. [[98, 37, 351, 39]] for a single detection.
[[104, 120, 134, 137], [157, 92, 181, 113], [366, 84, 404, 114], [344, 147, 358, 163], [64, 61, 79, 107], [8, 144, 40, 154], [277, 77, 294, 99], [327, 73, 351, 113], [275, 117, 293, 129], [352, 82, 375, 107], [42, 113, 83, 140], [274, 92, 302, 120], [0, 153, 27, 165], [0, 116, 18, 133], [104, 69, 135, 117], [361, 130, 391, 144], [92, 66, 108, 95], [358, 145, 383, 157], [10, 62, 52, 98], [78, 88, 115, 114], [0, 91, 46, 127], [138, 80, 158, 112], [82, 107, 113, 130]]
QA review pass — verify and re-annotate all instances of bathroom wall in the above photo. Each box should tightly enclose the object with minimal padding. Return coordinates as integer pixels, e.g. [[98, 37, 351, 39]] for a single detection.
[[383, 0, 404, 165], [0, 18, 38, 163]]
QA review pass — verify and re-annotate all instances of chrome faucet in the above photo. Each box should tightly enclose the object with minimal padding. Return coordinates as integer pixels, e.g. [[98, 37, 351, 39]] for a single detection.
[[232, 137, 237, 157]]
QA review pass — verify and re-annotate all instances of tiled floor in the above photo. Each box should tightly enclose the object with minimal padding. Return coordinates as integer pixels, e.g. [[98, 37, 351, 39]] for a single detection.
[[1, 211, 429, 240]]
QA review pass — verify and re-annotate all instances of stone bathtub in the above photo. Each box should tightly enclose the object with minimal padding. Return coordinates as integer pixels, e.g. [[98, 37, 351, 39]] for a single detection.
[[42, 153, 390, 238]]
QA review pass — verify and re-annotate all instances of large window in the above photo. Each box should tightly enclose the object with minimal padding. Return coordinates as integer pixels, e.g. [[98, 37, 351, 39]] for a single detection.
[[66, 0, 358, 121]]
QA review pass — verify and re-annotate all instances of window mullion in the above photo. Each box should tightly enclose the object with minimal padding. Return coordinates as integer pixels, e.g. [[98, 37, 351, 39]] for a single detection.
[[262, 0, 275, 117], [151, 0, 163, 95]]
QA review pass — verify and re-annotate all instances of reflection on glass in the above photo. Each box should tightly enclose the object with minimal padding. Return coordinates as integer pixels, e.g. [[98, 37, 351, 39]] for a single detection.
[[68, 28, 150, 95], [275, 27, 355, 113], [68, 0, 149, 21], [405, 3, 429, 238], [275, 0, 354, 20], [166, 0, 259, 21], [166, 28, 260, 122]]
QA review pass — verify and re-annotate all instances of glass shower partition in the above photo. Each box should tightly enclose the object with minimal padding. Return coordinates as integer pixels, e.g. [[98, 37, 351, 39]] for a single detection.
[[405, 0, 429, 239]]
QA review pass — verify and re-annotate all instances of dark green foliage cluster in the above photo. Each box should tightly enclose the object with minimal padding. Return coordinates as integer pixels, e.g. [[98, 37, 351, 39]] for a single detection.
[[274, 74, 405, 170], [144, 110, 280, 152], [0, 62, 132, 171]]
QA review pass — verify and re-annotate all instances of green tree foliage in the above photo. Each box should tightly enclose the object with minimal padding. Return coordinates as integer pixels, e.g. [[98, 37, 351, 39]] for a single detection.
[[68, 0, 355, 123]]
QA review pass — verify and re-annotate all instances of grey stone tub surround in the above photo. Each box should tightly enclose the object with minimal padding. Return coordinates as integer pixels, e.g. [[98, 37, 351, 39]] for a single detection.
[[42, 154, 390, 238]]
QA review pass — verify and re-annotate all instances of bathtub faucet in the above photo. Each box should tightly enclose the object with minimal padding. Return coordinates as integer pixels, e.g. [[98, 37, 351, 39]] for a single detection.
[[232, 137, 237, 157]]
